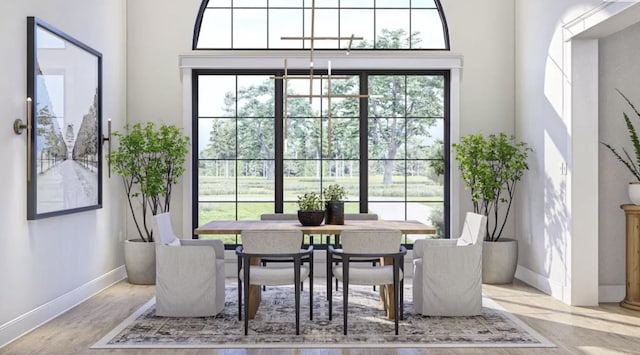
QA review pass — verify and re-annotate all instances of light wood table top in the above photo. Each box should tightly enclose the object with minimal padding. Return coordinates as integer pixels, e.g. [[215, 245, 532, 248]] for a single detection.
[[195, 219, 436, 235]]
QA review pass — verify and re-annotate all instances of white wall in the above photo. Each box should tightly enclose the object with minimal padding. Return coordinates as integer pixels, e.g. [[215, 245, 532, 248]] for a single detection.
[[599, 21, 640, 287], [515, 0, 639, 304], [444, 0, 516, 231], [0, 0, 127, 347], [126, 0, 201, 236]]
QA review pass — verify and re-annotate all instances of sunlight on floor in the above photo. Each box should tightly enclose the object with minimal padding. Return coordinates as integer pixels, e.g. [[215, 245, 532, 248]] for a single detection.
[[577, 346, 640, 355]]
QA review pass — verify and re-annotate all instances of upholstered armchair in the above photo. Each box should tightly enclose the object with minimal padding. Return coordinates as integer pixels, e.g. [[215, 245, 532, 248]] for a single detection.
[[327, 229, 406, 335], [154, 212, 225, 317], [236, 230, 313, 335], [412, 212, 487, 316]]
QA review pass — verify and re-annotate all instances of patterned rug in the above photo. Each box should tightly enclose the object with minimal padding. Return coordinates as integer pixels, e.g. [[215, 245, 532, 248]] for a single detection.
[[92, 284, 554, 349]]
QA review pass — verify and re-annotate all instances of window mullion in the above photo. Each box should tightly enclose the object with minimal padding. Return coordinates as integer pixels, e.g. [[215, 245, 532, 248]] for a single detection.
[[359, 73, 368, 213], [275, 73, 284, 213]]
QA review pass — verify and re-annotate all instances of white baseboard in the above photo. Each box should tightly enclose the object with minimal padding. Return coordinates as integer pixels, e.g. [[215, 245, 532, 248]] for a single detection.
[[599, 285, 625, 303], [515, 265, 623, 305], [514, 265, 569, 303], [0, 266, 127, 349]]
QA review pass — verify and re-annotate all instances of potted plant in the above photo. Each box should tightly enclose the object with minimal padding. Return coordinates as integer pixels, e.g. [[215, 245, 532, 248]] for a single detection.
[[296, 192, 325, 226], [110, 122, 189, 284], [323, 183, 347, 225], [452, 133, 532, 284], [600, 90, 640, 204]]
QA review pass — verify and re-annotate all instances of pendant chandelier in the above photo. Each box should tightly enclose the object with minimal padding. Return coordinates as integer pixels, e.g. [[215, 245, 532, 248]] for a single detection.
[[273, 0, 368, 157]]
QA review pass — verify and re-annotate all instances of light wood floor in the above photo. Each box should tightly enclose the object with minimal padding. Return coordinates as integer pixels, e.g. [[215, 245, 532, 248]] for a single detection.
[[2, 278, 640, 355]]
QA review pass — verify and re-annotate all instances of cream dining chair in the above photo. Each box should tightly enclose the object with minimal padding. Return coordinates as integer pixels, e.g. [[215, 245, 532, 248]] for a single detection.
[[236, 229, 314, 335], [327, 229, 406, 335]]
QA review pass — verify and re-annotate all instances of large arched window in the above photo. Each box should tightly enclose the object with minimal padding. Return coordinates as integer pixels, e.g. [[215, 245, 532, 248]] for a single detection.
[[193, 0, 450, 50], [190, 0, 452, 249]]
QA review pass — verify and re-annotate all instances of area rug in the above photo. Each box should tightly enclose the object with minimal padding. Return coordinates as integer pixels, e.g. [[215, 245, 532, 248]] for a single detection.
[[92, 284, 554, 349]]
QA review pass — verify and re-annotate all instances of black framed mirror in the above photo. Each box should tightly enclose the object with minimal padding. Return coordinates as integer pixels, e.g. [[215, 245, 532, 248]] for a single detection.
[[26, 16, 103, 220]]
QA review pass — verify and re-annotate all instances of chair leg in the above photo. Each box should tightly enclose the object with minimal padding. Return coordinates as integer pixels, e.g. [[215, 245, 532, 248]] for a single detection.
[[372, 260, 377, 291], [326, 250, 333, 304], [262, 260, 266, 291], [309, 254, 314, 321], [243, 265, 251, 335], [327, 253, 333, 321], [294, 259, 301, 335], [237, 259, 242, 321], [238, 280, 242, 321], [393, 262, 399, 335], [400, 278, 404, 320], [343, 261, 349, 335]]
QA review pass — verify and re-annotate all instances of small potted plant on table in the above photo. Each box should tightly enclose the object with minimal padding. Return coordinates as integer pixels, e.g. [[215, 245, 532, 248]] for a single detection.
[[323, 184, 347, 225], [297, 192, 325, 226]]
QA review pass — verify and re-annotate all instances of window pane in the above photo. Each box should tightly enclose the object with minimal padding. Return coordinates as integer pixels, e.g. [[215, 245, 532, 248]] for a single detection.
[[237, 119, 274, 159], [368, 160, 406, 201], [369, 76, 406, 117], [238, 161, 275, 197], [237, 76, 274, 117], [198, 9, 231, 48], [406, 75, 444, 117], [271, 0, 303, 7], [376, 0, 409, 7], [325, 118, 359, 159], [423, 202, 444, 238], [270, 9, 304, 48], [199, 163, 236, 201], [368, 117, 406, 159], [304, 9, 339, 48], [208, 0, 231, 7], [412, 9, 446, 49], [234, 0, 267, 7], [323, 75, 359, 117], [406, 118, 442, 159], [198, 75, 235, 117], [283, 201, 298, 213], [323, 170, 359, 200], [198, 118, 236, 159], [306, 0, 338, 7], [368, 201, 404, 220], [285, 117, 321, 159], [340, 9, 373, 48], [375, 10, 410, 49], [340, 0, 373, 7], [237, 202, 274, 220], [195, 0, 448, 50], [284, 163, 322, 199], [287, 78, 322, 114], [406, 164, 443, 200], [199, 202, 237, 223], [199, 120, 237, 160], [412, 0, 436, 7], [233, 9, 267, 48]]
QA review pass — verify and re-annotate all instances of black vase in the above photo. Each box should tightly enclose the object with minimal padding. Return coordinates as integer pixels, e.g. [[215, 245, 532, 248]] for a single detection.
[[297, 210, 325, 226], [325, 201, 344, 225]]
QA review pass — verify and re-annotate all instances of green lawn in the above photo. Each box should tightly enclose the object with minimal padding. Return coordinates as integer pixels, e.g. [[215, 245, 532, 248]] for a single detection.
[[196, 175, 445, 244]]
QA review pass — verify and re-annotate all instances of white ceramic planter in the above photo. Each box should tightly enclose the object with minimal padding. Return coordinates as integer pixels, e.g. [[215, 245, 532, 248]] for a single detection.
[[482, 238, 518, 284], [628, 182, 640, 205], [124, 239, 156, 285]]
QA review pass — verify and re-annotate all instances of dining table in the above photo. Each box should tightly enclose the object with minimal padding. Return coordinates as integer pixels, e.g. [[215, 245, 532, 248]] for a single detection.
[[195, 219, 436, 320]]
